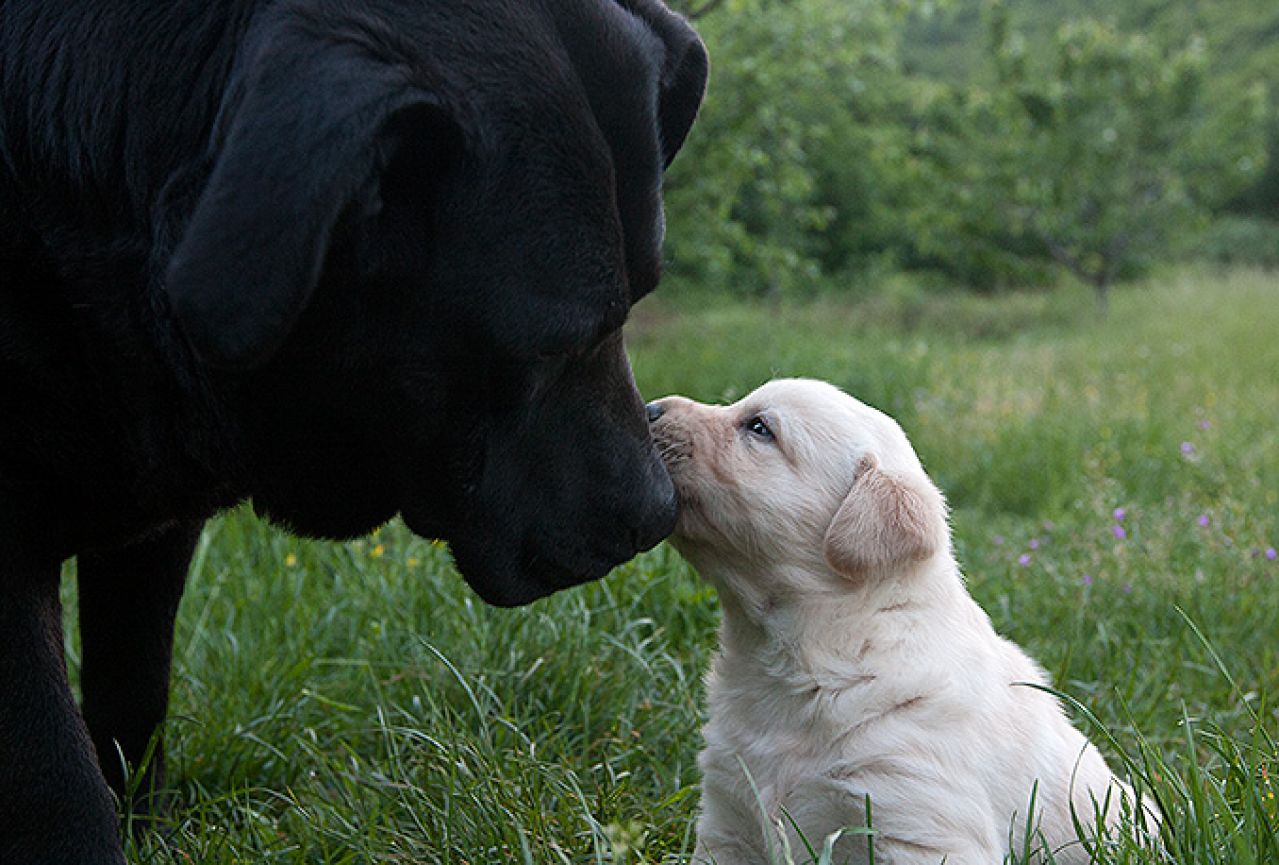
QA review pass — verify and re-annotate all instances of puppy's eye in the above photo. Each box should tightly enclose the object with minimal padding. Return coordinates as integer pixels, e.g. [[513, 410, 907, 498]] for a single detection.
[[745, 415, 774, 442]]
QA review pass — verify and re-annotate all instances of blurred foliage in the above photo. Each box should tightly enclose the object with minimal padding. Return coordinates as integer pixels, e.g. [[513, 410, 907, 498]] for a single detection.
[[661, 0, 1274, 296], [1186, 215, 1279, 270], [902, 0, 1279, 218], [945, 7, 1267, 306], [662, 0, 917, 296]]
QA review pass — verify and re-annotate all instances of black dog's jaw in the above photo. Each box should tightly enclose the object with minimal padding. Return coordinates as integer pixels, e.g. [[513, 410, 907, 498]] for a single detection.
[[0, 0, 705, 861]]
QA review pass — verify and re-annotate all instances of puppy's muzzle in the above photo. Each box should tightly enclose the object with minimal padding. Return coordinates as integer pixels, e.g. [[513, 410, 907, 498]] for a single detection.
[[647, 397, 695, 470]]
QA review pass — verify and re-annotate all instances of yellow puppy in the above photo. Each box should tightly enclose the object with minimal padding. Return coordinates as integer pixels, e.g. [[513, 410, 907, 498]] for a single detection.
[[649, 379, 1154, 865]]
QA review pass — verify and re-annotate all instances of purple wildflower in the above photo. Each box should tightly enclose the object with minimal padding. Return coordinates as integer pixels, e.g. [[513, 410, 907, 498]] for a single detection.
[[1029, 538, 1041, 550], [1267, 547, 1277, 561], [993, 534, 1005, 546], [1123, 583, 1133, 594], [1082, 574, 1094, 587], [1198, 419, 1212, 431], [1113, 525, 1128, 540], [1018, 553, 1032, 567], [1181, 441, 1196, 456], [1197, 514, 1210, 528], [1113, 507, 1126, 522]]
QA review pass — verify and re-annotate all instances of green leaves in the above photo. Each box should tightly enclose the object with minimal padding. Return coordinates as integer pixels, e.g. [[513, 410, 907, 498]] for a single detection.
[[663, 0, 910, 295], [905, 9, 1270, 303], [660, 0, 1273, 297]]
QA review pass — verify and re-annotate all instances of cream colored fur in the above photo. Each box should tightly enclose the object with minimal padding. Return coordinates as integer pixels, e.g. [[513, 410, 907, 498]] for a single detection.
[[650, 379, 1153, 865]]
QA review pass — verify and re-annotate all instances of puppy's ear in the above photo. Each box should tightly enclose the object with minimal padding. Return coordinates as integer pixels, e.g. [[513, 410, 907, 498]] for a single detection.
[[823, 455, 947, 581], [166, 28, 455, 370], [615, 0, 709, 167]]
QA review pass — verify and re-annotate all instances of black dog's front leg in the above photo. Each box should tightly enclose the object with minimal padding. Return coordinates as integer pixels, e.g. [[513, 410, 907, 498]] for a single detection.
[[78, 520, 202, 813], [0, 562, 125, 865]]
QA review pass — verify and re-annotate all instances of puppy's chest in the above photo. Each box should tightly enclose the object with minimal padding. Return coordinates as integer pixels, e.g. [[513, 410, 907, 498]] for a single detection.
[[701, 666, 868, 810]]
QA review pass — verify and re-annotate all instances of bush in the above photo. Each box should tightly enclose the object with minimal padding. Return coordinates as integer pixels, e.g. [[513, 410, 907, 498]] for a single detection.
[[1188, 216, 1279, 269]]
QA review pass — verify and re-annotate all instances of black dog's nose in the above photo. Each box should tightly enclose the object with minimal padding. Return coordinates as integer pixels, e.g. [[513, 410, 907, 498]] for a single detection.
[[646, 402, 665, 423]]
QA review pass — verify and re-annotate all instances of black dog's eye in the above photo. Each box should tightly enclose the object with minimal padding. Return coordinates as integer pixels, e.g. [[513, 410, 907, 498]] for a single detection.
[[745, 415, 774, 442]]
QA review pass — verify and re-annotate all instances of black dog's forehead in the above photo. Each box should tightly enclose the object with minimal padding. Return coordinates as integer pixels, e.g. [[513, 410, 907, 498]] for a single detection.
[[260, 0, 667, 305], [416, 0, 667, 300], [546, 0, 666, 94], [367, 0, 660, 118], [452, 1, 664, 174]]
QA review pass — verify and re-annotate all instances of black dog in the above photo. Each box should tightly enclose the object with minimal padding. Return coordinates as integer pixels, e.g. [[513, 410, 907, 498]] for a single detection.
[[0, 0, 706, 861]]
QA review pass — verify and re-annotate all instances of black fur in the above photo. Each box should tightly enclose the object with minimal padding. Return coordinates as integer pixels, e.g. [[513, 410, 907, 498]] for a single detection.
[[0, 1, 707, 861]]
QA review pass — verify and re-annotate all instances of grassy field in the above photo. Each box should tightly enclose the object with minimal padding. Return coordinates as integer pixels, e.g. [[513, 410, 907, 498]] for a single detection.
[[73, 266, 1277, 863]]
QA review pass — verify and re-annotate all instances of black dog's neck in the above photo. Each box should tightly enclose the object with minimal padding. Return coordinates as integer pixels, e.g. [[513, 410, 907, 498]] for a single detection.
[[0, 268, 241, 560]]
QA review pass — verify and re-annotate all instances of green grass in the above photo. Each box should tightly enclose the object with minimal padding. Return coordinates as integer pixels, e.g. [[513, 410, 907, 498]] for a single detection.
[[67, 265, 1277, 863]]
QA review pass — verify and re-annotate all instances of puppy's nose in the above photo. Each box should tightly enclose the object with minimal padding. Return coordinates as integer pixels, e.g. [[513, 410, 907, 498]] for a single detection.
[[646, 402, 666, 423]]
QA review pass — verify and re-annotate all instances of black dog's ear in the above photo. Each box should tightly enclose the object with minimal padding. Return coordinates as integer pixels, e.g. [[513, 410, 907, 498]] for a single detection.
[[616, 0, 709, 167], [166, 29, 449, 370]]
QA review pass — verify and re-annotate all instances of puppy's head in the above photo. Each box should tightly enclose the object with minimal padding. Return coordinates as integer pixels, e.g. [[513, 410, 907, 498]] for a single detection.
[[650, 379, 948, 592]]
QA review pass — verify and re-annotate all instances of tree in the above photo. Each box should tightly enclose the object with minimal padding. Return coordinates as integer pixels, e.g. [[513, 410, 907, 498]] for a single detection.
[[659, 0, 1270, 298], [900, 0, 1279, 222], [661, 0, 918, 296], [980, 7, 1269, 310]]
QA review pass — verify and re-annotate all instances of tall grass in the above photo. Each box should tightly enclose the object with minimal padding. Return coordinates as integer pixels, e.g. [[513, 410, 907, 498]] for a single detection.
[[62, 266, 1276, 863]]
